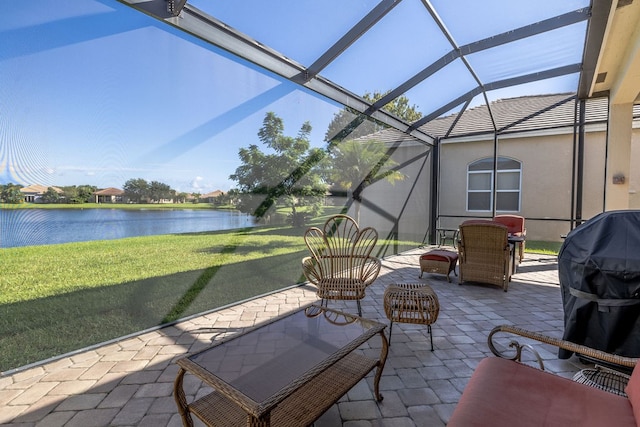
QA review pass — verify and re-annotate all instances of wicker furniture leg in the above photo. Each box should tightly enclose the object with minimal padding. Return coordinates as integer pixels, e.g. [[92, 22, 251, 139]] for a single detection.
[[383, 283, 440, 351], [174, 368, 194, 427], [373, 329, 389, 401]]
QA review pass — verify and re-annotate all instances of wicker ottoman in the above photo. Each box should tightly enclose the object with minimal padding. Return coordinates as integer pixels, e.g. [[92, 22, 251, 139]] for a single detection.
[[419, 249, 458, 282], [383, 283, 440, 350]]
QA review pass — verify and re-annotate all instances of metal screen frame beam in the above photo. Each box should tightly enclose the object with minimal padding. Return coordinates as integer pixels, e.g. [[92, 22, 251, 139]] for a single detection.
[[409, 63, 581, 130], [578, 0, 614, 99], [373, 6, 590, 118], [117, 0, 435, 145], [300, 0, 402, 82]]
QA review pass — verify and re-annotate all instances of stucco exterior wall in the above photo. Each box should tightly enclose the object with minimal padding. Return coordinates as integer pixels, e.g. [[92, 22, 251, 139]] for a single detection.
[[356, 118, 638, 246], [437, 128, 610, 242], [628, 132, 640, 208]]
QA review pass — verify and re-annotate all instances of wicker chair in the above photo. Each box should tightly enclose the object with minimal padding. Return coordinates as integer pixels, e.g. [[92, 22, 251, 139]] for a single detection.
[[493, 214, 526, 262], [302, 214, 381, 316], [458, 220, 512, 291]]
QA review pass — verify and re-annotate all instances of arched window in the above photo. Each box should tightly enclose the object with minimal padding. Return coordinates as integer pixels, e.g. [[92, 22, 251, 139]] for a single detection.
[[467, 157, 521, 212]]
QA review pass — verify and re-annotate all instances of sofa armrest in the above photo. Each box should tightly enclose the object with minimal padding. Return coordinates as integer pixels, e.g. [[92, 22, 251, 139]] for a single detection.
[[488, 324, 638, 371]]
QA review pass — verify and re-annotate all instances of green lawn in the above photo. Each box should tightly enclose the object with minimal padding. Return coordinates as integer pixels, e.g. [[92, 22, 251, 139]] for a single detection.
[[0, 207, 417, 373], [0, 224, 311, 372], [524, 240, 562, 255], [0, 209, 560, 373]]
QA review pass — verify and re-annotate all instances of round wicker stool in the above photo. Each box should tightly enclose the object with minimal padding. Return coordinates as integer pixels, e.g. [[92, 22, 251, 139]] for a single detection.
[[383, 283, 440, 351]]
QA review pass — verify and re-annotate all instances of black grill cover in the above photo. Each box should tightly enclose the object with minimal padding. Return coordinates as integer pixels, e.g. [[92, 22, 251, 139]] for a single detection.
[[558, 210, 640, 359]]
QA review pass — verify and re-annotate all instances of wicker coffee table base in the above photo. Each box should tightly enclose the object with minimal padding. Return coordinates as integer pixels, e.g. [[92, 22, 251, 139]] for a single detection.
[[383, 283, 440, 351], [175, 353, 378, 427]]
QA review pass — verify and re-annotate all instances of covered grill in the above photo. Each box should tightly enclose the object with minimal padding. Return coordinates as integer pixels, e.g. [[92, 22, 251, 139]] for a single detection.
[[558, 210, 640, 359]]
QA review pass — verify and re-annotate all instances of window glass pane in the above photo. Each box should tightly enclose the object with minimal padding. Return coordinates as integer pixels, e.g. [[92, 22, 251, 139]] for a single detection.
[[469, 158, 494, 171], [496, 192, 519, 211], [497, 158, 521, 170], [468, 192, 491, 211], [470, 157, 521, 171], [468, 172, 491, 190], [497, 172, 520, 190]]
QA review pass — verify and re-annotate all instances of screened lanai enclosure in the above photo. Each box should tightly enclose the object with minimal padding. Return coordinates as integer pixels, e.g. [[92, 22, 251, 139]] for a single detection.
[[1, 0, 639, 372]]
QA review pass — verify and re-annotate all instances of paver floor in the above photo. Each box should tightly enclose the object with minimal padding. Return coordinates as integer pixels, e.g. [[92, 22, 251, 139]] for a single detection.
[[1, 248, 585, 426]]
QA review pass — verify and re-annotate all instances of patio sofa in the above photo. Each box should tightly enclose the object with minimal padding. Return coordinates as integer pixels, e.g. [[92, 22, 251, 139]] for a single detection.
[[449, 325, 639, 426]]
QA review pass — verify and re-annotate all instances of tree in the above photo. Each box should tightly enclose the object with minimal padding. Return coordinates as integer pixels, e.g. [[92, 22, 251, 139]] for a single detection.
[[0, 183, 24, 203], [324, 91, 418, 222], [230, 112, 327, 224], [123, 178, 149, 203], [62, 186, 79, 203], [325, 91, 422, 142], [62, 185, 97, 203], [217, 189, 239, 206], [77, 185, 97, 203], [176, 192, 190, 203], [329, 139, 405, 222], [41, 187, 61, 204], [148, 181, 172, 203]]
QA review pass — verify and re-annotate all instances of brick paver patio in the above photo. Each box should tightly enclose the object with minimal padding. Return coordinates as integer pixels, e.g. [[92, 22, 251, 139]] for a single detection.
[[1, 248, 584, 426]]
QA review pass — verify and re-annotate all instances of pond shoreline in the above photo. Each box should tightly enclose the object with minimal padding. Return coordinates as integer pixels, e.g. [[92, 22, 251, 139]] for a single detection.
[[0, 207, 254, 248], [0, 202, 233, 210]]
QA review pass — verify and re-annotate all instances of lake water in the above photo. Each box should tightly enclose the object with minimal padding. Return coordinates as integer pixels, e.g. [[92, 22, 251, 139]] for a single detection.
[[0, 208, 256, 248]]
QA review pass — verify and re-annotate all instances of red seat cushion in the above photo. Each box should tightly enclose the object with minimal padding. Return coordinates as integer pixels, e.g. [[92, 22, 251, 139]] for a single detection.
[[420, 250, 458, 263], [449, 357, 635, 427], [625, 363, 640, 421], [493, 215, 525, 234]]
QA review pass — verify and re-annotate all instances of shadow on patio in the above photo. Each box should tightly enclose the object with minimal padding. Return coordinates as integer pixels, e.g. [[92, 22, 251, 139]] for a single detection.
[[0, 249, 586, 426]]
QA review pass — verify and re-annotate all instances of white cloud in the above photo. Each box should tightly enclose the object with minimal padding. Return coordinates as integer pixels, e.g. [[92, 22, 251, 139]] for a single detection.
[[190, 176, 204, 189]]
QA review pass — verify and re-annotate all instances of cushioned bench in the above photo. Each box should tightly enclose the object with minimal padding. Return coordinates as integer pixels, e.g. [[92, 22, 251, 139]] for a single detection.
[[448, 357, 637, 426], [419, 249, 458, 282], [449, 325, 640, 427]]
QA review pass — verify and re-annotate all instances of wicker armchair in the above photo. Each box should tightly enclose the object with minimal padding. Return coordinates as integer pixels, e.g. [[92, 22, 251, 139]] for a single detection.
[[488, 324, 637, 372], [488, 324, 636, 396], [458, 220, 512, 291], [302, 214, 381, 316], [493, 214, 526, 262]]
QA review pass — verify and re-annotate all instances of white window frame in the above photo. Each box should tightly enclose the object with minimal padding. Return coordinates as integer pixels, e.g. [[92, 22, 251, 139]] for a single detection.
[[466, 157, 522, 212]]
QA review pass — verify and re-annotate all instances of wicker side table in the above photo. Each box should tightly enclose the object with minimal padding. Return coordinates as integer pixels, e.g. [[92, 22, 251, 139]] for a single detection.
[[383, 283, 440, 351]]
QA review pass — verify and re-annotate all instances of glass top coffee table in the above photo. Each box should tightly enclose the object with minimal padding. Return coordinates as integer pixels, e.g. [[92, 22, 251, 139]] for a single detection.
[[173, 304, 388, 426]]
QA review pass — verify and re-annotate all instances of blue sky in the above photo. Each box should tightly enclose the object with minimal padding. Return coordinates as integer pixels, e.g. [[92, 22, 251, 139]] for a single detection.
[[1, 0, 588, 194]]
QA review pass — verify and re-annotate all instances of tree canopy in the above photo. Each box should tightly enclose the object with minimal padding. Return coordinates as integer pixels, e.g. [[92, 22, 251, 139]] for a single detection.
[[123, 178, 176, 203], [324, 91, 422, 143], [0, 183, 24, 204], [230, 112, 327, 223], [323, 92, 417, 220], [123, 178, 150, 203]]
